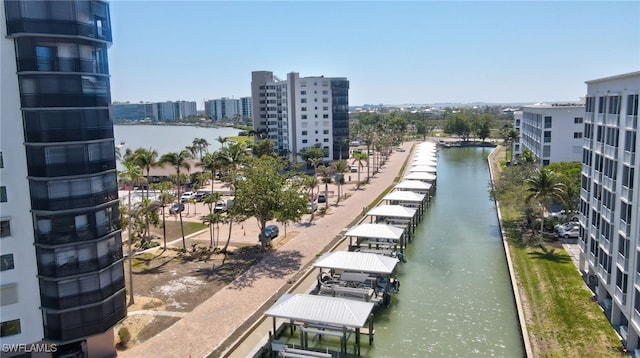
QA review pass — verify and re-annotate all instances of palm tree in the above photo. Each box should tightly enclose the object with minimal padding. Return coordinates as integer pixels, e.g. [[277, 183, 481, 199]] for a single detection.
[[332, 159, 348, 203], [117, 161, 143, 306], [132, 148, 158, 239], [201, 211, 222, 249], [317, 165, 333, 210], [216, 135, 228, 149], [352, 152, 368, 189], [198, 151, 222, 194], [502, 128, 520, 162], [152, 181, 174, 250], [158, 150, 192, 250], [192, 137, 209, 160], [526, 168, 566, 239], [359, 124, 377, 182], [218, 142, 246, 192]]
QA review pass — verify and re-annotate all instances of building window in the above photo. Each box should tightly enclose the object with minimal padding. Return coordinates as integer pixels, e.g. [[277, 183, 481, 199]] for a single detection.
[[0, 187, 6, 202], [0, 220, 10, 238], [301, 91, 306, 95], [608, 96, 621, 115], [0, 285, 18, 306], [574, 117, 583, 124], [301, 131, 307, 135], [301, 115, 307, 119], [322, 90, 328, 95], [574, 132, 583, 139], [544, 131, 551, 143], [302, 140, 308, 144], [544, 116, 552, 128], [627, 94, 639, 116], [323, 138, 329, 142], [301, 107, 307, 111], [0, 152, 3, 168], [301, 99, 307, 103], [323, 130, 329, 134], [0, 319, 21, 337], [323, 106, 329, 111], [323, 114, 329, 119], [1, 254, 14, 271], [542, 159, 550, 166], [543, 145, 551, 157], [322, 98, 328, 103]]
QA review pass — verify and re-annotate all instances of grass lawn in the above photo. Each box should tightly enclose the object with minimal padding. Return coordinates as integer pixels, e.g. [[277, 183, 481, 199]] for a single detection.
[[503, 221, 622, 357], [226, 135, 252, 146], [149, 220, 207, 246]]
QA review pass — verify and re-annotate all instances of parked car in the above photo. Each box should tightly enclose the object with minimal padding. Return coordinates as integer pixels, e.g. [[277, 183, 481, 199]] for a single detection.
[[194, 191, 207, 202], [557, 226, 579, 239], [180, 191, 195, 202], [549, 210, 566, 219], [169, 202, 185, 214], [396, 147, 406, 152], [307, 201, 318, 213], [554, 221, 579, 234], [259, 225, 279, 241], [317, 193, 327, 203], [350, 165, 358, 173]]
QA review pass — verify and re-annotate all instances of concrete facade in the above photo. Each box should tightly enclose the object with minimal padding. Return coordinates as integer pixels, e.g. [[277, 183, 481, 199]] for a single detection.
[[578, 71, 640, 352]]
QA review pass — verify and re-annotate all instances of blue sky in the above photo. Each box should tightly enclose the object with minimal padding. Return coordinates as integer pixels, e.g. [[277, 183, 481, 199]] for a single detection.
[[108, 1, 640, 107]]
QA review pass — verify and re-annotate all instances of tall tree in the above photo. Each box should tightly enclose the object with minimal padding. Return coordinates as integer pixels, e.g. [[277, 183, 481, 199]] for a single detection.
[[234, 156, 307, 251], [117, 161, 143, 306], [152, 181, 174, 251], [218, 142, 247, 192], [316, 165, 333, 211], [352, 152, 368, 189], [332, 159, 348, 203], [131, 147, 158, 239], [526, 168, 566, 238], [192, 137, 209, 159], [216, 135, 228, 149], [502, 128, 520, 162], [158, 150, 192, 250]]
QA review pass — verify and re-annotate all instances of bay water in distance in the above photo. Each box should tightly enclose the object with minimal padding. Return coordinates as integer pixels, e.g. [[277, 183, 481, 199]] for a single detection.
[[113, 124, 242, 156]]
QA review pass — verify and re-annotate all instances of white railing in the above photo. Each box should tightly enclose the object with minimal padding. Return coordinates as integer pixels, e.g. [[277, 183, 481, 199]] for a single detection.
[[615, 286, 627, 305], [603, 176, 616, 190], [624, 150, 636, 165], [606, 114, 620, 126], [604, 144, 618, 158], [622, 186, 633, 202], [618, 252, 630, 271], [625, 115, 638, 129]]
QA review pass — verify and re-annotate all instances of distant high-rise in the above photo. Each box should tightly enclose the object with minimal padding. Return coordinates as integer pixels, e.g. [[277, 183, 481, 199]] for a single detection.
[[251, 71, 349, 161], [578, 71, 639, 352], [204, 97, 242, 121], [1, 1, 125, 357]]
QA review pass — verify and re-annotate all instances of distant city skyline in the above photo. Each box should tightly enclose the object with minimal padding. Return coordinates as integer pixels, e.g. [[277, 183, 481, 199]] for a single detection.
[[108, 1, 639, 107]]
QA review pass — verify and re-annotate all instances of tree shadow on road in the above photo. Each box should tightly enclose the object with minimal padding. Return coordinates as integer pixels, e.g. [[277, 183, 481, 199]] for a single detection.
[[227, 249, 304, 290]]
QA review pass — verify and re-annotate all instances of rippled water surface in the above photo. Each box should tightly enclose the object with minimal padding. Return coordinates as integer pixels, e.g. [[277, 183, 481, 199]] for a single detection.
[[369, 147, 524, 357]]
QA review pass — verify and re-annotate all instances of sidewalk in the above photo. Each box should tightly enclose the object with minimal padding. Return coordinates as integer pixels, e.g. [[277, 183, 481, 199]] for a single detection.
[[119, 144, 416, 358]]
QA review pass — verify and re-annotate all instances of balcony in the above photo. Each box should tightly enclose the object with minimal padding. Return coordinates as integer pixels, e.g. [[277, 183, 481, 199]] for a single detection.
[[604, 144, 618, 158], [618, 252, 630, 271], [40, 277, 125, 310], [597, 265, 611, 284], [614, 286, 627, 305], [635, 271, 640, 288], [602, 176, 616, 190], [622, 186, 633, 203], [625, 115, 638, 129], [624, 150, 636, 165], [605, 114, 620, 126], [37, 250, 123, 278]]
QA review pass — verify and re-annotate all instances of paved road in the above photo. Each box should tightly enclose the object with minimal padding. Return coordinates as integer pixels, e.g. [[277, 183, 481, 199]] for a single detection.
[[120, 144, 416, 358]]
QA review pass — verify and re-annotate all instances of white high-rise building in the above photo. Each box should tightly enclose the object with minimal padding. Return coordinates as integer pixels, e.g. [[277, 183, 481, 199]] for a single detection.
[[251, 71, 349, 161], [519, 103, 585, 165], [1, 1, 125, 357], [578, 71, 639, 351]]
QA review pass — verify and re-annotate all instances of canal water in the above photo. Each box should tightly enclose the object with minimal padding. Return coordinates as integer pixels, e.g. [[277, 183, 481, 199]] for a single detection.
[[368, 147, 524, 357], [276, 147, 524, 357]]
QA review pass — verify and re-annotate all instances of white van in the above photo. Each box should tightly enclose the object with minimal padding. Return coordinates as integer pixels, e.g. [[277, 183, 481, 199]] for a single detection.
[[350, 165, 358, 173]]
